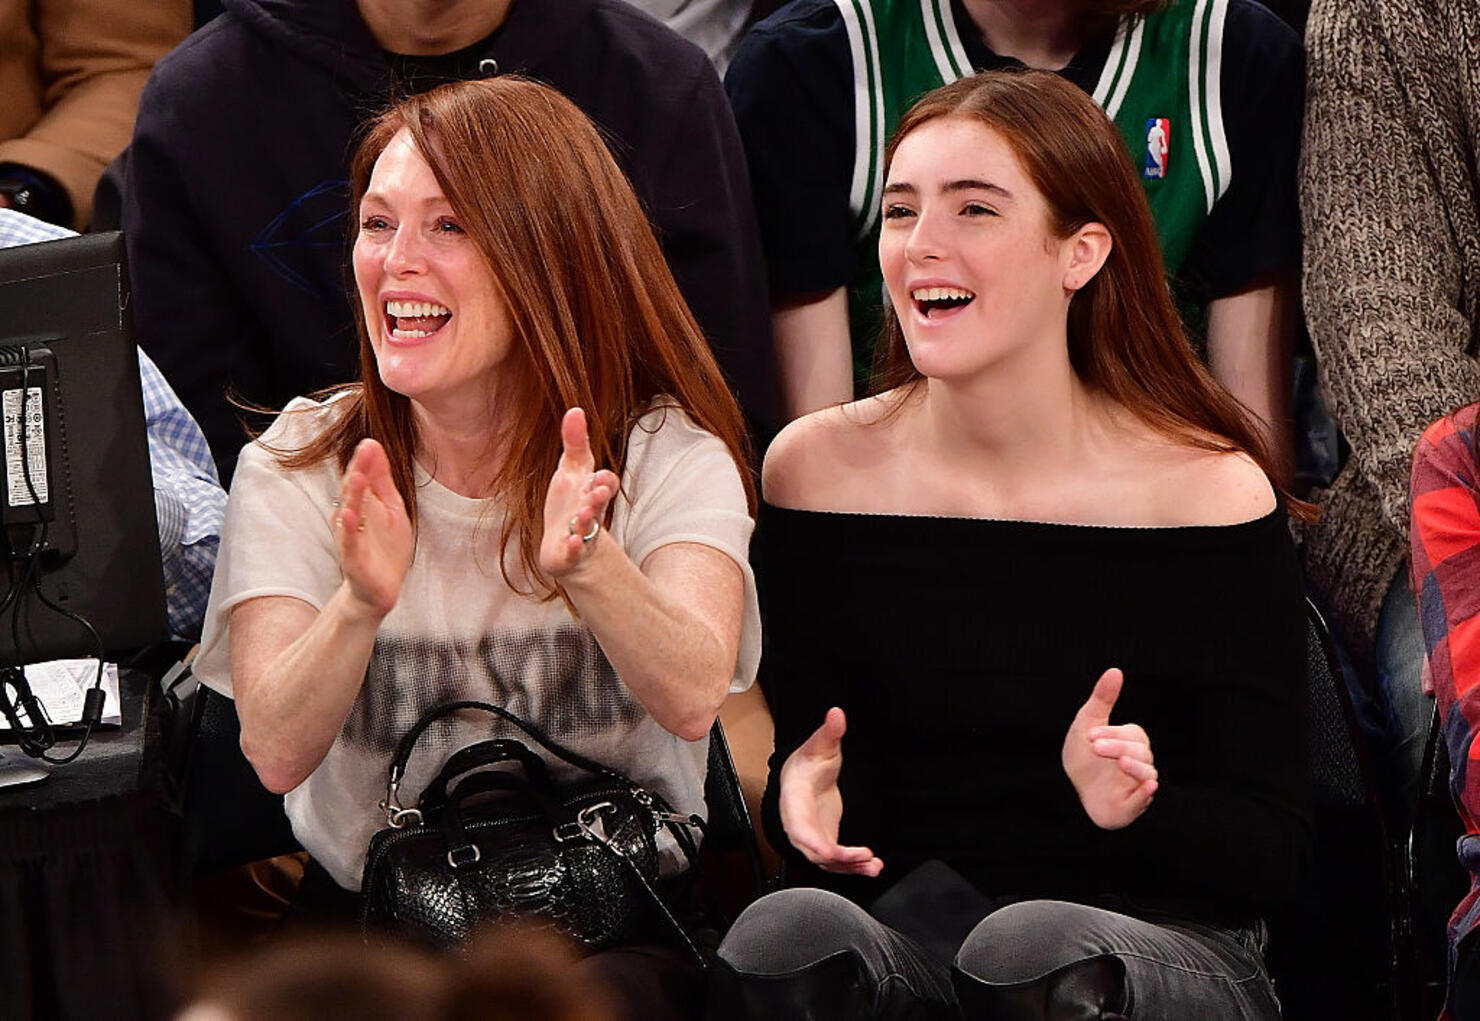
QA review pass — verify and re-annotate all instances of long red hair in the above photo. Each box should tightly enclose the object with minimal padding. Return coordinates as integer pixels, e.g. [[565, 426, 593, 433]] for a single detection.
[[872, 69, 1308, 517], [277, 77, 755, 597]]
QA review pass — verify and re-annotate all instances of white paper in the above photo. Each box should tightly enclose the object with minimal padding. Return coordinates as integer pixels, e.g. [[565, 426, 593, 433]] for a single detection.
[[8, 659, 121, 728]]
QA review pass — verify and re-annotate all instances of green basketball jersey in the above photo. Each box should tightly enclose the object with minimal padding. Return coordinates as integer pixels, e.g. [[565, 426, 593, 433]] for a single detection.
[[838, 0, 1232, 382]]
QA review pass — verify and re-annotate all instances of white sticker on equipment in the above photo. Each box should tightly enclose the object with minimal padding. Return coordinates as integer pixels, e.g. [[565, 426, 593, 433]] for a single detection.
[[3, 387, 47, 506]]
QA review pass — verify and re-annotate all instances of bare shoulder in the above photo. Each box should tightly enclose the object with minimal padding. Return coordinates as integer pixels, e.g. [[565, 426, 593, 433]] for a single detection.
[[1152, 445, 1278, 525], [762, 395, 904, 510]]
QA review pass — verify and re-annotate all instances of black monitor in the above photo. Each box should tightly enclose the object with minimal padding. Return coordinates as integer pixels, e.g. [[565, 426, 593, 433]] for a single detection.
[[0, 231, 168, 785]]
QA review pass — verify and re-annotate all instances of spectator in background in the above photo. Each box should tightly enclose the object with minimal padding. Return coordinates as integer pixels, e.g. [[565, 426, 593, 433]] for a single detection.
[[1301, 0, 1478, 822], [726, 0, 1302, 482], [114, 0, 776, 481], [0, 208, 224, 640], [1412, 406, 1480, 1021], [190, 0, 762, 75], [0, 1, 189, 229], [623, 0, 753, 73]]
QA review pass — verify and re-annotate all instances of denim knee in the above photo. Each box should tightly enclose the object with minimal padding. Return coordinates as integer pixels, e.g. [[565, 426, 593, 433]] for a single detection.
[[710, 889, 954, 1021], [955, 900, 1119, 984], [954, 902, 1128, 1021], [718, 887, 877, 974]]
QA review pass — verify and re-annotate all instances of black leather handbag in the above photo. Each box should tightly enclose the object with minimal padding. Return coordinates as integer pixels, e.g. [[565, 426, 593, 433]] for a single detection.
[[360, 700, 706, 965]]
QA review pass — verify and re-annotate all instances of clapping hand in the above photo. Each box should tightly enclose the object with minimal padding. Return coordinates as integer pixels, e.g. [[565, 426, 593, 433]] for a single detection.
[[1061, 668, 1159, 830], [335, 438, 414, 620], [539, 407, 620, 579], [778, 707, 884, 876]]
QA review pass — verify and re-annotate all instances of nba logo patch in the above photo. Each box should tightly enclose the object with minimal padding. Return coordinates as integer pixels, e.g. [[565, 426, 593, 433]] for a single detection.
[[1144, 118, 1170, 179]]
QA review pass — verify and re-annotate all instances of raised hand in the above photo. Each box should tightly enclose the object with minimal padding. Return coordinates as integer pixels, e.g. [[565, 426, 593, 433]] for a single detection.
[[335, 438, 414, 621], [1061, 668, 1158, 830], [539, 407, 620, 579], [778, 707, 884, 876]]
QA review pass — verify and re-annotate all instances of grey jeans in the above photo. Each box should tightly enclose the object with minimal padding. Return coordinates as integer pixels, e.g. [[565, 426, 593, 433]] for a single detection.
[[709, 887, 1280, 1020]]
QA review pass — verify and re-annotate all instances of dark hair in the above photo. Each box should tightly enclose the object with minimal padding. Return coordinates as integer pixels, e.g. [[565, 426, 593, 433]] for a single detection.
[[276, 76, 755, 598], [871, 69, 1309, 517]]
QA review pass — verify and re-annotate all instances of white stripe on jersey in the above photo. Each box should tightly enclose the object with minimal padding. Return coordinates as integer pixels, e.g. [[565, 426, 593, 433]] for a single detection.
[[1092, 17, 1133, 108], [1188, 0, 1218, 212], [1104, 16, 1146, 120], [1206, 0, 1232, 201], [836, 0, 885, 235]]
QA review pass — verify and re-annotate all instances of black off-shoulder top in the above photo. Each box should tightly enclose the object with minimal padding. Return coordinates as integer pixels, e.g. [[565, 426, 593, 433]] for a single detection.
[[755, 503, 1311, 926]]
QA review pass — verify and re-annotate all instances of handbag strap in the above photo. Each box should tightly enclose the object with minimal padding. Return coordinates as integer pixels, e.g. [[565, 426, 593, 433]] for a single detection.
[[572, 808, 709, 971], [420, 737, 552, 812], [445, 766, 551, 813], [385, 700, 630, 809], [383, 700, 709, 933]]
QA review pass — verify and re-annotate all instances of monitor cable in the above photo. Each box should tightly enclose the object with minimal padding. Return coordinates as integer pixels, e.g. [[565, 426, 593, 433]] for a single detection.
[[0, 350, 105, 764]]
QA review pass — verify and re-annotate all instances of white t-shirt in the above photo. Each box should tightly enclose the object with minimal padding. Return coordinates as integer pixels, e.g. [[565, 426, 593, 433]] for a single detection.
[[194, 395, 760, 889]]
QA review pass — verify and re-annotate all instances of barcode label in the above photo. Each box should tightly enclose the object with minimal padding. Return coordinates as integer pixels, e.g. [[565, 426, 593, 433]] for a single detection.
[[3, 387, 48, 506]]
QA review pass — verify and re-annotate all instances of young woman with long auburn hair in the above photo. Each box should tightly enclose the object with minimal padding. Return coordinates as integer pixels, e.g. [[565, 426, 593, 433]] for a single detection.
[[707, 70, 1309, 1021], [727, 0, 1304, 490], [190, 76, 759, 1020]]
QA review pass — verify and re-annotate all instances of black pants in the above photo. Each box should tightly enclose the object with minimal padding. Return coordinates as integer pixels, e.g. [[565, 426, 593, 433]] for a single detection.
[[708, 885, 1280, 1021], [294, 857, 712, 1021]]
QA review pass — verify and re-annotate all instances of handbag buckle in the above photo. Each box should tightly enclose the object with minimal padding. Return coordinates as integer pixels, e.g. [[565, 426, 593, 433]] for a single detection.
[[447, 843, 482, 869], [380, 794, 424, 829], [389, 807, 424, 828], [653, 810, 698, 827], [381, 773, 425, 828], [553, 801, 617, 845], [552, 821, 585, 842], [577, 801, 616, 843]]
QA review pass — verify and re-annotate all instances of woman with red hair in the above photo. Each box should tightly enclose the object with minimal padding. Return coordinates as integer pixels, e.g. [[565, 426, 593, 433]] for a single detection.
[[709, 70, 1309, 1021], [192, 77, 759, 1020]]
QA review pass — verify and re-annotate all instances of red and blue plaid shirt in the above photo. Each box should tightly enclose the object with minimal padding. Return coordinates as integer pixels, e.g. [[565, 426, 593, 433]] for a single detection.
[[1411, 403, 1480, 1014]]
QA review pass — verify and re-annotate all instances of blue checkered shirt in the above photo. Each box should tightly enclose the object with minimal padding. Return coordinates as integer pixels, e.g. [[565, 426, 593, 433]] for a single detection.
[[0, 209, 225, 639]]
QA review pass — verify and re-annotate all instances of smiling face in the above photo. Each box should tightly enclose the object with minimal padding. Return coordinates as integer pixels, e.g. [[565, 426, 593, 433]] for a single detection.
[[879, 116, 1084, 382], [352, 128, 516, 419]]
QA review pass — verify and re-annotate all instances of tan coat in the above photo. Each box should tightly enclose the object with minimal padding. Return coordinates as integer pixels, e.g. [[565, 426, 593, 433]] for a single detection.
[[1300, 0, 1480, 662], [0, 0, 190, 227]]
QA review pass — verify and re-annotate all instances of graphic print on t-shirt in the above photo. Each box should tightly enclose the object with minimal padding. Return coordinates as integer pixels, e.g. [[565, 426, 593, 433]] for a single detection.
[[341, 624, 645, 754]]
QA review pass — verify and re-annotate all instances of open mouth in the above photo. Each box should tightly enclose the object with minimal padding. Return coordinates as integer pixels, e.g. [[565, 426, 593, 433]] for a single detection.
[[384, 299, 452, 339], [911, 286, 975, 319]]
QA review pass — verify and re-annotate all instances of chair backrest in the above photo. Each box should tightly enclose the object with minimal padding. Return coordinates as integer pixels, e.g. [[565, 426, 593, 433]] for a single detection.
[[1305, 598, 1382, 815], [1409, 701, 1470, 1018], [179, 684, 300, 875], [704, 720, 766, 897], [1267, 598, 1405, 1021]]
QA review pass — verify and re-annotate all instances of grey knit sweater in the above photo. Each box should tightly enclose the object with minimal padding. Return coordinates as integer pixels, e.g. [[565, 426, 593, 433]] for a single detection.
[[1300, 0, 1480, 664]]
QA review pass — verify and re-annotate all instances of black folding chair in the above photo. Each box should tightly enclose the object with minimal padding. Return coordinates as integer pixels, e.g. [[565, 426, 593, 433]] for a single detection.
[[701, 720, 768, 921], [171, 680, 300, 876], [1269, 598, 1408, 1020], [1406, 701, 1470, 1018]]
